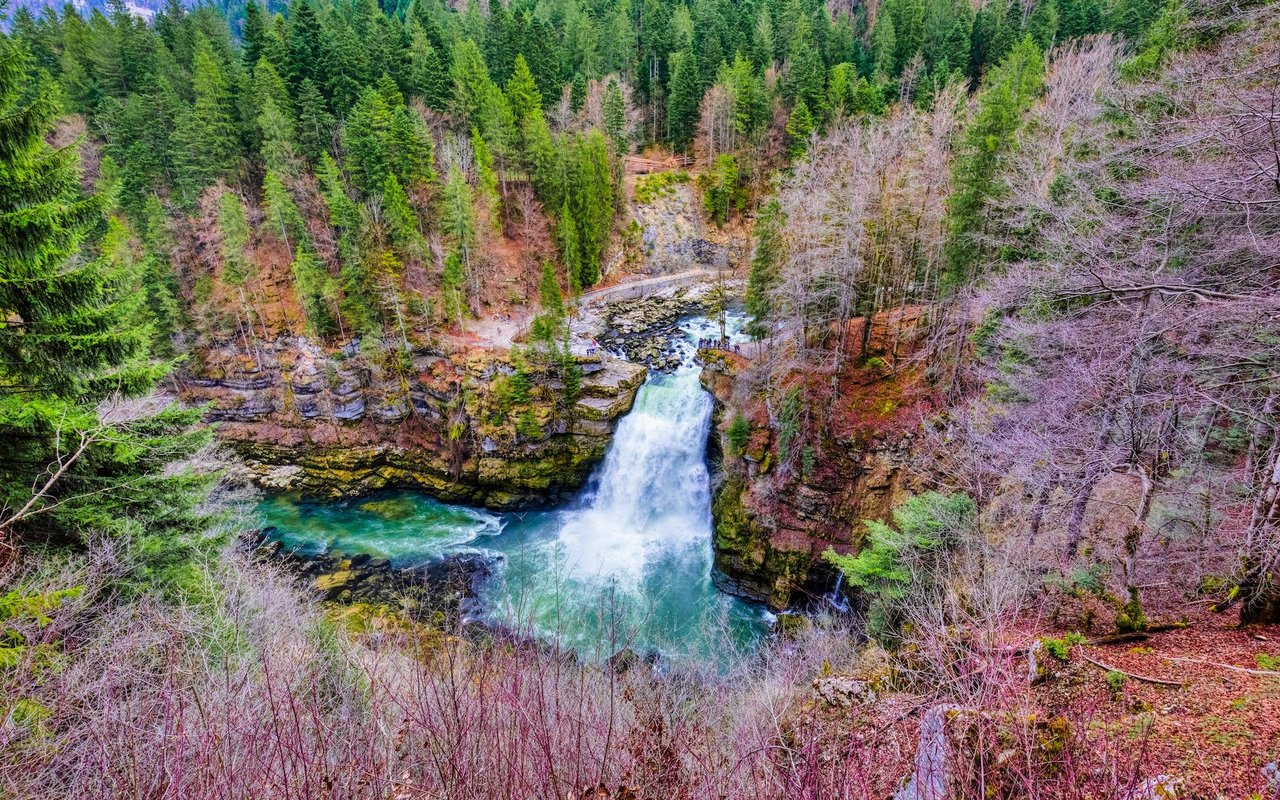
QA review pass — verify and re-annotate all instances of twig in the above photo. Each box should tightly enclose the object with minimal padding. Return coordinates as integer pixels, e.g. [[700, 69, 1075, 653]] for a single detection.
[[1078, 652, 1185, 687], [1160, 656, 1280, 678]]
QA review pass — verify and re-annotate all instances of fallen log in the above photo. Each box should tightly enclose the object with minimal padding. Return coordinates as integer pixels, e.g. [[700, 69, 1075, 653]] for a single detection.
[[1078, 652, 1185, 687]]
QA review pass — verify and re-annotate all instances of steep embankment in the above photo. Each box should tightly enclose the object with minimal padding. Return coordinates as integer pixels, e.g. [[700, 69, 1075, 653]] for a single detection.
[[702, 310, 933, 609], [182, 338, 645, 508]]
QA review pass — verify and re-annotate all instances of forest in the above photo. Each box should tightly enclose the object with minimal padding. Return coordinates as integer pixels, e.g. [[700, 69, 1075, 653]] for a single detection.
[[1, 0, 1279, 792]]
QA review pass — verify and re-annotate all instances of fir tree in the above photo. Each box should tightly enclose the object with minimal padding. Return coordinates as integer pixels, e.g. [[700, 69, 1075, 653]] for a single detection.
[[441, 249, 468, 326], [505, 53, 542, 122], [785, 98, 813, 160], [745, 199, 783, 339], [944, 36, 1044, 285], [603, 78, 627, 145], [666, 48, 701, 151], [294, 78, 335, 163], [289, 245, 337, 336], [381, 172, 425, 257], [569, 71, 588, 112], [0, 40, 212, 579], [471, 126, 501, 231], [317, 153, 361, 231], [263, 170, 309, 253], [173, 34, 241, 204], [556, 202, 584, 292]]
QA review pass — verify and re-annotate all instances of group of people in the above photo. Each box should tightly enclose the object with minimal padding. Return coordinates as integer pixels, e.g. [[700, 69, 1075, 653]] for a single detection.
[[697, 337, 741, 354]]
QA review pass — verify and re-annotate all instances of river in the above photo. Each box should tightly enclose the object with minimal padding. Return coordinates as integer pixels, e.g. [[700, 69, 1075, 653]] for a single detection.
[[257, 314, 772, 664]]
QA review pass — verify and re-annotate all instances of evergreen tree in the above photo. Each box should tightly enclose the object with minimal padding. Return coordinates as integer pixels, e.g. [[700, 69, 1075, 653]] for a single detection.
[[944, 36, 1044, 285], [785, 97, 813, 160], [173, 34, 241, 203], [530, 259, 567, 343], [343, 86, 394, 193], [0, 39, 211, 580], [786, 18, 826, 118], [603, 77, 627, 145], [441, 249, 468, 326], [556, 202, 584, 292], [506, 53, 542, 121], [317, 152, 361, 231], [890, 0, 926, 75], [241, 0, 267, 68], [569, 71, 588, 112], [263, 170, 309, 252], [381, 172, 425, 257], [745, 199, 784, 339], [289, 245, 337, 336], [450, 38, 495, 127], [567, 131, 614, 287], [294, 78, 335, 163], [871, 6, 898, 78], [408, 29, 450, 111], [471, 126, 501, 231], [216, 189, 254, 287], [666, 48, 701, 151], [1026, 0, 1060, 50], [442, 163, 476, 260]]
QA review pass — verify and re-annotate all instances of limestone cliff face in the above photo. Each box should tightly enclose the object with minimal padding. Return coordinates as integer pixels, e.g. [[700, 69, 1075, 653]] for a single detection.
[[182, 337, 647, 508], [700, 353, 916, 610]]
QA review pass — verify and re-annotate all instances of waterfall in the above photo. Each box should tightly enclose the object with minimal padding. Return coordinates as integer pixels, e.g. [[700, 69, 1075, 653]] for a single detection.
[[555, 330, 715, 587]]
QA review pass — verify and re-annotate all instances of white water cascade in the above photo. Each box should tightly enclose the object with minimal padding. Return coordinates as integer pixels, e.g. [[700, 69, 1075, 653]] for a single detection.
[[555, 345, 715, 585], [478, 313, 769, 661]]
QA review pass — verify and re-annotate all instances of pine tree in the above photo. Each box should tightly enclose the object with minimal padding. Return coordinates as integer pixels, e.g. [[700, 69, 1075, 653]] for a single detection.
[[381, 172, 425, 257], [294, 78, 335, 163], [441, 249, 468, 326], [944, 36, 1044, 285], [556, 202, 584, 292], [603, 78, 627, 145], [0, 40, 212, 576], [174, 34, 241, 204], [785, 98, 813, 160], [506, 53, 542, 122], [745, 199, 784, 339], [666, 48, 701, 151]]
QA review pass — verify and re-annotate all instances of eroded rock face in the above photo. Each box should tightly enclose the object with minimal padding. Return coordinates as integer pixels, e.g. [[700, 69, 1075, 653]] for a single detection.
[[701, 354, 915, 610], [184, 337, 647, 508]]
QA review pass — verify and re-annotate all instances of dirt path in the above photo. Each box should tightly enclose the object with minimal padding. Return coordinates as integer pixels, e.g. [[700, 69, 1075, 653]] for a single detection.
[[463, 268, 721, 348]]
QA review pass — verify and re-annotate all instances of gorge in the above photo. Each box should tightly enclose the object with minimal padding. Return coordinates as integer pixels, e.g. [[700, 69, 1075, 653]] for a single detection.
[[256, 313, 776, 663]]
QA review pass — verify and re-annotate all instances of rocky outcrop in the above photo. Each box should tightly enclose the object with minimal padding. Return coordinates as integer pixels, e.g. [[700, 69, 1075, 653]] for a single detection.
[[701, 347, 918, 610], [184, 336, 647, 508], [631, 179, 731, 275]]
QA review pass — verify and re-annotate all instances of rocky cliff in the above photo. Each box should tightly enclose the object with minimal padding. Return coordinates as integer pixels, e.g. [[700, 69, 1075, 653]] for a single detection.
[[182, 336, 646, 508], [700, 317, 928, 610]]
